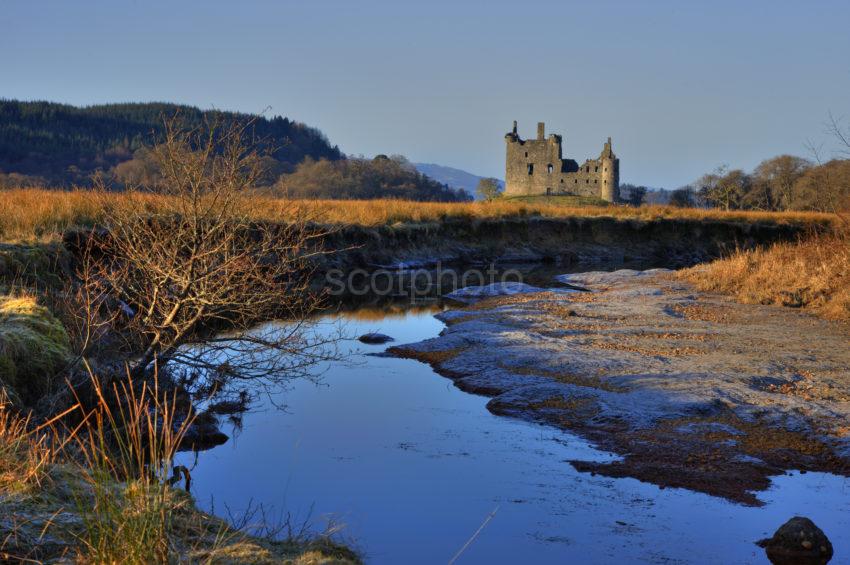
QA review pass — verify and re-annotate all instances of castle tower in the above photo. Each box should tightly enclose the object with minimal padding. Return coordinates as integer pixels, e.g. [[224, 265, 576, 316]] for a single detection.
[[599, 137, 619, 202]]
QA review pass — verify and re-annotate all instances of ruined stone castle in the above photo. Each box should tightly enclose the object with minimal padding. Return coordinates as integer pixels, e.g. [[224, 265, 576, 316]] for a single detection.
[[504, 121, 619, 202]]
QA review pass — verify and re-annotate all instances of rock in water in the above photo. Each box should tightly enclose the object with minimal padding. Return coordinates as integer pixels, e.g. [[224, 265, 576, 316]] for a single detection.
[[757, 516, 833, 564], [358, 333, 395, 344]]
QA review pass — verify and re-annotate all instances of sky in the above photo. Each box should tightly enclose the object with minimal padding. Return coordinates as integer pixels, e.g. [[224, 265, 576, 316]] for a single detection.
[[2, 0, 850, 188]]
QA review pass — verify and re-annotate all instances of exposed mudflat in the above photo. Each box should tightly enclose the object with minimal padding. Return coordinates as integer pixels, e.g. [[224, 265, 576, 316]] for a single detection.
[[389, 269, 850, 505]]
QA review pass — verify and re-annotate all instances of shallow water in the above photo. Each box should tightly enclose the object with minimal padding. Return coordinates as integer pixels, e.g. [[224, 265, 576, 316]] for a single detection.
[[180, 305, 850, 564]]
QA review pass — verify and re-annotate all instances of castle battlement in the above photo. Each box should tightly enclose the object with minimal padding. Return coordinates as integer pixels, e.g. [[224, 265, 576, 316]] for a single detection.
[[504, 121, 619, 202]]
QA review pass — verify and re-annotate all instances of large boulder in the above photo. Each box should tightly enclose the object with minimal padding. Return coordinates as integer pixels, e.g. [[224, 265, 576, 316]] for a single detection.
[[757, 516, 833, 564]]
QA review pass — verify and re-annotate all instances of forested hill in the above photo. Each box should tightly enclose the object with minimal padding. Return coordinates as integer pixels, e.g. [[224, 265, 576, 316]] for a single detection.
[[0, 100, 343, 186], [414, 163, 504, 196]]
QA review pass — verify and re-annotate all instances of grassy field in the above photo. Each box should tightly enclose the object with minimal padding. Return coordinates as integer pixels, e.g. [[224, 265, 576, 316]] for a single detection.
[[0, 188, 837, 242]]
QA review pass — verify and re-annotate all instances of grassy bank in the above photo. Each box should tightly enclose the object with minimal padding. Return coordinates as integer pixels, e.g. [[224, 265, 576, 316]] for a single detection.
[[0, 375, 360, 563], [0, 188, 836, 242], [679, 231, 850, 321]]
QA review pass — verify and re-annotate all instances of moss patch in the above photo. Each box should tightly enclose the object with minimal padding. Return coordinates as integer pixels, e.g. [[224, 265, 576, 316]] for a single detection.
[[0, 242, 72, 288], [0, 295, 71, 405]]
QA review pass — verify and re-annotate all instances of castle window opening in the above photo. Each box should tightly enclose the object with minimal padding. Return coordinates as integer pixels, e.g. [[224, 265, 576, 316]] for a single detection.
[[546, 187, 552, 196], [527, 164, 533, 175], [525, 152, 528, 158], [547, 164, 553, 173], [595, 166, 598, 172]]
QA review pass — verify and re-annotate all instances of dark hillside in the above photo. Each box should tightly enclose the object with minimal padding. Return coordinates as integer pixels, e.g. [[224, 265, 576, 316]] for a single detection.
[[0, 100, 343, 185]]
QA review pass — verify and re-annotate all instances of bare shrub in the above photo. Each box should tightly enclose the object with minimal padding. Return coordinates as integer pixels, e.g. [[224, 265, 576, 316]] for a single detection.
[[77, 116, 337, 399]]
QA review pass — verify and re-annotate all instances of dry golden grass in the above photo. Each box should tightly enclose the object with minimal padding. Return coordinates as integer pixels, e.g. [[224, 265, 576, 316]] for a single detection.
[[680, 231, 850, 321], [0, 188, 836, 242], [0, 402, 54, 494]]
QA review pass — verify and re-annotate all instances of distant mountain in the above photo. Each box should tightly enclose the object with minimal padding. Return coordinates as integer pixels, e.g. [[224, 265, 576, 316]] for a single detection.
[[0, 100, 343, 186], [414, 163, 503, 197]]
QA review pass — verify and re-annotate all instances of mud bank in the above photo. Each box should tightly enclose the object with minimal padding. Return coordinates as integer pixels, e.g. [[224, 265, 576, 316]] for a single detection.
[[314, 215, 822, 272], [389, 269, 850, 505]]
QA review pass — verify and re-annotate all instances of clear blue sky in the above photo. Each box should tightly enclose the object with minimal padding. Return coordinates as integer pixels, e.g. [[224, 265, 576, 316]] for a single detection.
[[3, 0, 849, 188]]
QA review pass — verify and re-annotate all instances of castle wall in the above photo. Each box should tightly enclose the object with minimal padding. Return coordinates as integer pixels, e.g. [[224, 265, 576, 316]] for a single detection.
[[504, 122, 619, 201]]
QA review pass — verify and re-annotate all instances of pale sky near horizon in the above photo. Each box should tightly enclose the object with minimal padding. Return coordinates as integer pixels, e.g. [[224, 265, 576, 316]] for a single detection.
[[2, 0, 849, 188]]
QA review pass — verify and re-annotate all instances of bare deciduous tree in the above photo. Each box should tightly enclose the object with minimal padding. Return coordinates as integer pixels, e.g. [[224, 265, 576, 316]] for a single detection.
[[801, 136, 850, 217], [80, 116, 337, 400], [697, 165, 743, 210], [475, 178, 502, 202], [752, 155, 811, 211]]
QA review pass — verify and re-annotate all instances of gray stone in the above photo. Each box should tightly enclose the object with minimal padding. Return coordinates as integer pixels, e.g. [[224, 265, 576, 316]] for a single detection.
[[445, 282, 578, 303], [445, 282, 543, 302], [556, 268, 672, 287]]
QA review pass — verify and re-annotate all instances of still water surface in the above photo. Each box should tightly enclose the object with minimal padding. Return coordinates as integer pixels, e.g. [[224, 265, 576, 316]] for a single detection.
[[181, 293, 850, 564]]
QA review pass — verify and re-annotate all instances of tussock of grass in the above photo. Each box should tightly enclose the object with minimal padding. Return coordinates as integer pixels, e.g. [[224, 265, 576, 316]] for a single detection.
[[0, 293, 71, 405], [68, 374, 193, 564], [679, 232, 850, 320], [0, 188, 836, 242]]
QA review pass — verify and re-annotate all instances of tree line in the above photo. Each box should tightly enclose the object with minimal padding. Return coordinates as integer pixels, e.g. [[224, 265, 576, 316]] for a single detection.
[[0, 99, 343, 187], [667, 155, 850, 212], [274, 155, 472, 202], [621, 152, 849, 212], [0, 100, 472, 202]]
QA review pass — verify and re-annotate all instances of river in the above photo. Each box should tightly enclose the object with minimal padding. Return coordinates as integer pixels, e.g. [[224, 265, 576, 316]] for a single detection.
[[178, 266, 850, 564]]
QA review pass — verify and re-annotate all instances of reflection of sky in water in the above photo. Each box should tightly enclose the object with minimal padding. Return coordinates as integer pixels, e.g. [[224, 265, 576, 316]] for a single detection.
[[179, 311, 850, 565]]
